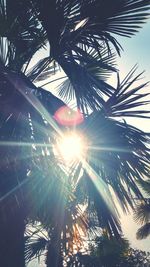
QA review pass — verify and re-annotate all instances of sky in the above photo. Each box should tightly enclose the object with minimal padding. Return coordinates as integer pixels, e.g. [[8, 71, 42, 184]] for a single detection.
[[113, 19, 150, 252], [117, 20, 150, 78], [28, 18, 150, 267]]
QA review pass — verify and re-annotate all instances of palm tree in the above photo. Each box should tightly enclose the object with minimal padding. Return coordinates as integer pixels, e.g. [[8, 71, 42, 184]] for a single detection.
[[134, 179, 150, 239], [31, 0, 150, 110], [25, 198, 88, 267], [0, 1, 67, 266], [1, 0, 150, 266], [23, 149, 89, 267], [24, 66, 150, 267], [0, 56, 69, 266]]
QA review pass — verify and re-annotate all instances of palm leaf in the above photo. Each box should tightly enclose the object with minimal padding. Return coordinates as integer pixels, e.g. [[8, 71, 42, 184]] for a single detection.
[[137, 179, 150, 196], [134, 202, 150, 224], [81, 113, 150, 211], [57, 46, 116, 107], [35, 0, 150, 56], [26, 58, 61, 83], [85, 174, 122, 238], [31, 0, 150, 111], [57, 64, 115, 113], [136, 222, 150, 239], [25, 235, 48, 262], [103, 66, 150, 119], [0, 0, 46, 70]]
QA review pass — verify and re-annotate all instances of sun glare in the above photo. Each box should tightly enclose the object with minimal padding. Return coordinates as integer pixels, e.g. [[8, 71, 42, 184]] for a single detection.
[[56, 133, 85, 162]]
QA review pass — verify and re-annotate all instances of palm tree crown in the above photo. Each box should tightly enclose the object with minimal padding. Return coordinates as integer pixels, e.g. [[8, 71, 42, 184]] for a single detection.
[[0, 1, 150, 266]]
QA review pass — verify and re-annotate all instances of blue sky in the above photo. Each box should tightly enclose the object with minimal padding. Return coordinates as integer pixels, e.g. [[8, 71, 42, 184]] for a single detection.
[[117, 20, 150, 81]]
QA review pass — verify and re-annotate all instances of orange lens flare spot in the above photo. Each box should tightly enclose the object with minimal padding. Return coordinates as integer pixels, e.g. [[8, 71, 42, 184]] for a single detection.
[[54, 106, 84, 126]]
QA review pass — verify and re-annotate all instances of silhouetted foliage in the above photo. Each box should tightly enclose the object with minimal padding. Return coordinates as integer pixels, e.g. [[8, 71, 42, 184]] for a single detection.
[[134, 179, 150, 239], [0, 0, 150, 266]]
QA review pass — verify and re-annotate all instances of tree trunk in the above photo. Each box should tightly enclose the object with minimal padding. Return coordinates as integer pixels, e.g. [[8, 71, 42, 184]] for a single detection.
[[0, 198, 25, 267], [0, 70, 29, 267], [46, 227, 63, 267]]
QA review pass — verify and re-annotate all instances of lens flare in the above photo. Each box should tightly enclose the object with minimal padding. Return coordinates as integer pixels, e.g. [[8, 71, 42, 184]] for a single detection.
[[54, 106, 84, 126]]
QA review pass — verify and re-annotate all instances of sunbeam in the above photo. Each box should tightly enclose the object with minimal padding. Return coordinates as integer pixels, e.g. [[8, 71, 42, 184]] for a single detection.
[[0, 141, 53, 148], [89, 145, 133, 154], [6, 72, 63, 136], [0, 178, 29, 202], [82, 160, 119, 220]]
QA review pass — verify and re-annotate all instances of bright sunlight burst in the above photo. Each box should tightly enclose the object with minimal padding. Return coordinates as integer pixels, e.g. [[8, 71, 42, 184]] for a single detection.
[[56, 133, 86, 162]]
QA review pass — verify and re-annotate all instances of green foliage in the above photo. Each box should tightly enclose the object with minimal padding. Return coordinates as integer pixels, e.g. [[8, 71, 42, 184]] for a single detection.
[[134, 179, 150, 239], [90, 235, 130, 267], [66, 235, 150, 267]]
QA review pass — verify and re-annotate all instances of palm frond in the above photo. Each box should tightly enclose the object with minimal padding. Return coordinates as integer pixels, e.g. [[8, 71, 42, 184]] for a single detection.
[[134, 202, 150, 224], [26, 57, 52, 82], [26, 58, 61, 83], [57, 51, 116, 112], [86, 175, 122, 238], [103, 66, 150, 119], [32, 0, 150, 111], [79, 0, 150, 39], [85, 47, 116, 81], [82, 113, 150, 211], [0, 37, 15, 67], [35, 86, 68, 115], [25, 235, 47, 262], [57, 46, 116, 107], [137, 179, 150, 196], [35, 0, 150, 56], [0, 0, 46, 70], [136, 222, 150, 239]]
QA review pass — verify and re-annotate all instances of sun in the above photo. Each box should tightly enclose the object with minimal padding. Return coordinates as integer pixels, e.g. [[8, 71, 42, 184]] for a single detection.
[[56, 133, 85, 162]]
